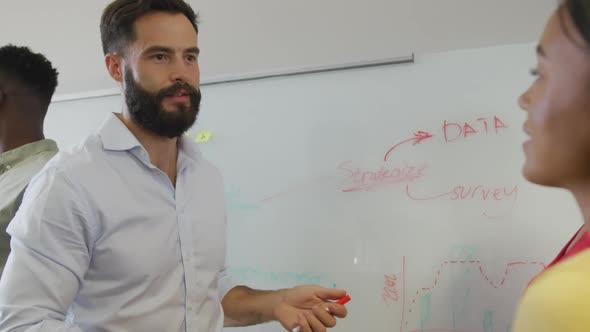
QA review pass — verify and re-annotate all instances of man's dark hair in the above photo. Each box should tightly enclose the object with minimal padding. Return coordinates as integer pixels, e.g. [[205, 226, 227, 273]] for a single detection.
[[0, 44, 59, 107], [100, 0, 199, 55]]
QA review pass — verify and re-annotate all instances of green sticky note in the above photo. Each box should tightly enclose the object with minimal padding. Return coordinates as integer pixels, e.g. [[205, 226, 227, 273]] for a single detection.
[[196, 131, 212, 142]]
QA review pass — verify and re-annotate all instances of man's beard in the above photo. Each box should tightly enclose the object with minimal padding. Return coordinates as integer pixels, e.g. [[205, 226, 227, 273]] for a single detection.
[[124, 69, 201, 138]]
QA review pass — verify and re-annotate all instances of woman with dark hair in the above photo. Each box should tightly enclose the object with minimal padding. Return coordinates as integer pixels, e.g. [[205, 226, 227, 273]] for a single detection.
[[512, 1, 590, 330]]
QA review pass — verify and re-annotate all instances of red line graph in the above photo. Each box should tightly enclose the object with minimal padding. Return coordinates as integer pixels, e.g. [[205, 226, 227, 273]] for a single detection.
[[401, 257, 546, 331]]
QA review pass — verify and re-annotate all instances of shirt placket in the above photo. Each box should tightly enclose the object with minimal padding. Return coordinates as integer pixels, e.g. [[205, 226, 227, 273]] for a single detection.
[[175, 168, 199, 331]]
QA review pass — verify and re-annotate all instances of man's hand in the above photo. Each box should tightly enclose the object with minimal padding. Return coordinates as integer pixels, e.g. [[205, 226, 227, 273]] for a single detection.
[[273, 285, 348, 332]]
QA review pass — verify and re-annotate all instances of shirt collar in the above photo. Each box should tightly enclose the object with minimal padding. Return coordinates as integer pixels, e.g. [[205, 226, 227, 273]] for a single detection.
[[0, 139, 58, 169], [178, 135, 202, 165], [562, 229, 590, 262], [99, 113, 143, 152], [98, 113, 202, 165]]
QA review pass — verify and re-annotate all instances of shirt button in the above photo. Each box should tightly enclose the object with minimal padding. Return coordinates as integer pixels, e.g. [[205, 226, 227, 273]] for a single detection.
[[5, 165, 11, 170]]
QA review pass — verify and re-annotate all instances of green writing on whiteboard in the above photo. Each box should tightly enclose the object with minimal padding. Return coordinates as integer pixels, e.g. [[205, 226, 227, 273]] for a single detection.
[[419, 293, 432, 331]]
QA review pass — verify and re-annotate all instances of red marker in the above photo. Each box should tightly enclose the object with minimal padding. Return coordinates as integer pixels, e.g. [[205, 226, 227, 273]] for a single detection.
[[336, 294, 351, 305]]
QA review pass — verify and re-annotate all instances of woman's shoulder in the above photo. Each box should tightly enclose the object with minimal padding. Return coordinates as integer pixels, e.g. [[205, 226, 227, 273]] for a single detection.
[[513, 250, 590, 331]]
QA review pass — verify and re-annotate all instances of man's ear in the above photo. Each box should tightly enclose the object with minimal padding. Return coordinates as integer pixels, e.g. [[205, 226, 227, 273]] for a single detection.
[[105, 53, 124, 83]]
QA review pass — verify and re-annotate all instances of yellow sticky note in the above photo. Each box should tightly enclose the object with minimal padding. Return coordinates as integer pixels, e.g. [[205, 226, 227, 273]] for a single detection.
[[196, 131, 212, 142]]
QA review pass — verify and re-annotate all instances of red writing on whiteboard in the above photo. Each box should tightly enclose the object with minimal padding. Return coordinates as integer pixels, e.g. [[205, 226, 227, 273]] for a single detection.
[[405, 184, 518, 202], [443, 116, 508, 143], [382, 273, 399, 305], [383, 131, 434, 162], [339, 161, 427, 192], [451, 185, 518, 201]]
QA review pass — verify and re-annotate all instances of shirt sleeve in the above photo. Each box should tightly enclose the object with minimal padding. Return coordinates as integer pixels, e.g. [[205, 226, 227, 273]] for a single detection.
[[0, 167, 92, 332], [218, 264, 242, 302]]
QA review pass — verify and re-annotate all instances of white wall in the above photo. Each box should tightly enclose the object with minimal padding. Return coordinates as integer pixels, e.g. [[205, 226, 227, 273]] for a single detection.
[[1, 0, 555, 99]]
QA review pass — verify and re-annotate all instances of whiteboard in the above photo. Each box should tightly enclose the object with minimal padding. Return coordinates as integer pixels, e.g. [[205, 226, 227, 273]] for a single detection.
[[45, 43, 581, 332]]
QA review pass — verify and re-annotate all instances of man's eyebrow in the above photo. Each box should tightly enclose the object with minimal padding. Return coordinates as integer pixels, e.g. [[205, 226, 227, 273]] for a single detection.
[[142, 46, 174, 55], [185, 47, 200, 55]]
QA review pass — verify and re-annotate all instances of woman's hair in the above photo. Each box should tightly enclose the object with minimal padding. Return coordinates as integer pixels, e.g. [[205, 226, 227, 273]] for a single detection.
[[560, 0, 590, 49]]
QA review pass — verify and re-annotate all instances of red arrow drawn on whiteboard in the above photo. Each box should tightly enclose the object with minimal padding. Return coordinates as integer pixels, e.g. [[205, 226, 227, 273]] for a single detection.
[[383, 131, 434, 162]]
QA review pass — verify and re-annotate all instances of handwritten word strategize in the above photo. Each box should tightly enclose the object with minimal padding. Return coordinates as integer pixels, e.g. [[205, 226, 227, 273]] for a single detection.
[[339, 161, 427, 192]]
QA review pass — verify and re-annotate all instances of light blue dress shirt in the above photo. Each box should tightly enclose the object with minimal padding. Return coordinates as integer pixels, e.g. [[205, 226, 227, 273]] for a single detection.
[[0, 113, 238, 332]]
